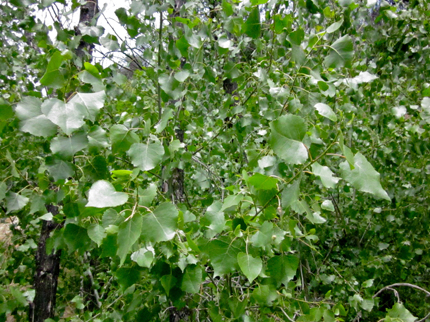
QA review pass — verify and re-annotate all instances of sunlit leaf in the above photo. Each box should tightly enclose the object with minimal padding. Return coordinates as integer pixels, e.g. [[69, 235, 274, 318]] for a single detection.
[[86, 180, 129, 208]]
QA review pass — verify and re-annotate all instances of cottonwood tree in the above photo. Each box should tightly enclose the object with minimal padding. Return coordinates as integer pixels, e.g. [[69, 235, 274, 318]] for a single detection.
[[1, 0, 430, 321]]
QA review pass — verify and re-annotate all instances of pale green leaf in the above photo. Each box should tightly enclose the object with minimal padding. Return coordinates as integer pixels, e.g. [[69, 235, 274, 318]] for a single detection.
[[386, 303, 417, 322], [6, 192, 29, 213], [100, 34, 120, 51], [326, 19, 343, 33], [110, 124, 140, 153], [321, 200, 335, 212], [270, 115, 308, 164], [306, 212, 327, 224], [237, 253, 262, 282], [128, 140, 164, 171], [138, 183, 157, 207], [15, 97, 57, 137], [154, 108, 173, 133], [131, 248, 154, 268], [68, 91, 105, 122], [41, 98, 84, 135], [50, 133, 88, 159], [87, 224, 106, 247], [86, 180, 129, 208], [314, 103, 337, 122], [340, 153, 390, 200], [117, 213, 143, 265], [221, 194, 244, 211], [204, 201, 225, 233], [141, 203, 178, 243], [250, 221, 273, 248], [174, 70, 190, 83], [312, 162, 340, 188], [324, 35, 353, 68]]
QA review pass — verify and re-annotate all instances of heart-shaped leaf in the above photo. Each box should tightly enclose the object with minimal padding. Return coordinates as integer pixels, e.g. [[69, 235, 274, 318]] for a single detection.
[[237, 253, 262, 282], [128, 140, 164, 171], [86, 180, 128, 208]]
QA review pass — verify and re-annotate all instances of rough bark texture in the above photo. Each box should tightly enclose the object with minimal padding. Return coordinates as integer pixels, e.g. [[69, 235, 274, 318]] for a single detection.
[[30, 2, 99, 320], [170, 129, 185, 204], [29, 205, 62, 322], [75, 0, 99, 60]]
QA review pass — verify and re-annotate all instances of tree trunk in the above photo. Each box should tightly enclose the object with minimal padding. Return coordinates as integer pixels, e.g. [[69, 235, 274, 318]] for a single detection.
[[30, 1, 99, 320], [29, 206, 62, 322], [75, 0, 99, 60]]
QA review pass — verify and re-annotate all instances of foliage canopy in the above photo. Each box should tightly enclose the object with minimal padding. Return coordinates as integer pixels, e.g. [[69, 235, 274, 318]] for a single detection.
[[1, 0, 430, 321]]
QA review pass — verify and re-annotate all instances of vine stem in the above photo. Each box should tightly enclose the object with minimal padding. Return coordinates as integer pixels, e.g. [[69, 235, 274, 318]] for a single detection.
[[373, 283, 430, 322]]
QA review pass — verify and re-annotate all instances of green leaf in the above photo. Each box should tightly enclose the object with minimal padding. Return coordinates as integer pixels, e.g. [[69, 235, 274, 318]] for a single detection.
[[40, 51, 65, 88], [154, 108, 173, 134], [115, 267, 140, 291], [0, 98, 13, 121], [138, 183, 157, 207], [326, 19, 343, 33], [41, 98, 84, 135], [248, 173, 278, 190], [340, 153, 390, 200], [46, 157, 75, 181], [281, 179, 300, 209], [102, 208, 122, 228], [321, 200, 335, 212], [79, 24, 104, 37], [50, 132, 88, 159], [88, 126, 109, 152], [237, 253, 262, 282], [421, 97, 430, 123], [6, 192, 29, 213], [250, 221, 273, 248], [110, 124, 140, 153], [160, 275, 177, 296], [69, 91, 105, 122], [324, 35, 353, 68], [270, 115, 308, 164], [63, 224, 91, 253], [205, 237, 245, 277], [86, 180, 129, 208], [314, 103, 337, 121], [306, 212, 327, 224], [131, 248, 154, 268], [243, 7, 261, 39], [174, 70, 190, 83], [267, 254, 299, 286], [385, 303, 417, 322], [83, 155, 109, 180], [221, 194, 244, 211], [204, 201, 226, 233], [141, 203, 178, 243], [0, 182, 6, 201], [15, 97, 57, 137], [128, 140, 164, 171], [100, 34, 120, 51], [117, 213, 143, 265], [252, 284, 278, 306], [181, 265, 203, 294], [312, 162, 340, 188], [87, 224, 106, 247]]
